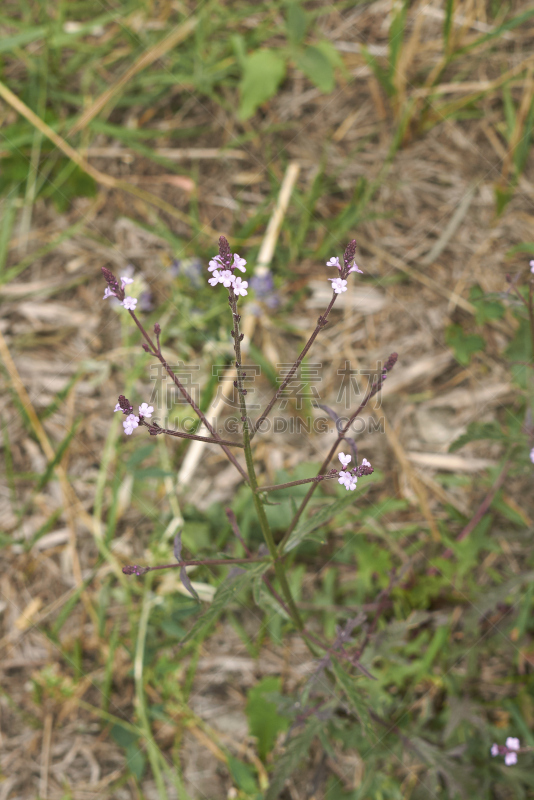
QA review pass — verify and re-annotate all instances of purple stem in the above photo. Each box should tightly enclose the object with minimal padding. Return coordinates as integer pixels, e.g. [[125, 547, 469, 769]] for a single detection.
[[279, 356, 396, 551], [139, 418, 243, 448], [127, 309, 248, 481], [249, 294, 338, 439]]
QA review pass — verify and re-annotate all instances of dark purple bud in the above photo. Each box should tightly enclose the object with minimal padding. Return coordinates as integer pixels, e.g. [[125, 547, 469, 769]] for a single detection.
[[101, 266, 120, 295], [118, 394, 133, 414], [343, 239, 357, 272], [239, 333, 244, 341], [142, 343, 150, 352], [384, 352, 398, 372], [122, 565, 150, 576], [218, 236, 233, 270], [154, 323, 161, 335], [231, 330, 235, 337], [233, 381, 238, 388]]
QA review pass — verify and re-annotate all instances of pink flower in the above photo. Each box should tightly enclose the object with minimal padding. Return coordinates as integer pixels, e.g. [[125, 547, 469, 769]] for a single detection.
[[490, 744, 499, 757], [361, 458, 371, 467], [326, 257, 341, 270], [114, 403, 122, 413], [121, 275, 134, 289], [122, 297, 137, 310], [338, 452, 352, 468], [219, 270, 234, 288], [233, 277, 248, 297], [348, 263, 363, 274], [233, 254, 247, 272], [208, 256, 222, 272], [506, 737, 520, 751], [338, 470, 351, 486], [505, 751, 518, 766], [103, 287, 116, 300], [208, 270, 222, 286], [530, 447, 534, 464], [123, 414, 139, 435], [139, 403, 153, 418], [329, 278, 348, 294], [530, 259, 534, 274]]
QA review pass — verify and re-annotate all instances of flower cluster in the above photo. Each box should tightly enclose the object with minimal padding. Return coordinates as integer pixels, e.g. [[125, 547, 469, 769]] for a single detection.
[[337, 453, 373, 491], [327, 240, 364, 294], [114, 395, 154, 436], [491, 737, 521, 766], [102, 268, 138, 309], [208, 237, 248, 296]]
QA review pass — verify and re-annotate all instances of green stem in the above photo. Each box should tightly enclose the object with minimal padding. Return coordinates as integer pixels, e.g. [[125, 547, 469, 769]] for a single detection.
[[230, 291, 304, 632]]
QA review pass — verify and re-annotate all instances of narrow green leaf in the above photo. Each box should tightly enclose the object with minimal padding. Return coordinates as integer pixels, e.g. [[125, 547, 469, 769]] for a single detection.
[[284, 480, 375, 553], [181, 562, 268, 644], [264, 719, 321, 800], [331, 660, 373, 736]]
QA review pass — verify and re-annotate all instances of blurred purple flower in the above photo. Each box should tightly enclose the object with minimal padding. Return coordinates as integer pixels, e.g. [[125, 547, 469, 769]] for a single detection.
[[171, 257, 203, 287], [249, 270, 280, 310], [138, 291, 154, 312]]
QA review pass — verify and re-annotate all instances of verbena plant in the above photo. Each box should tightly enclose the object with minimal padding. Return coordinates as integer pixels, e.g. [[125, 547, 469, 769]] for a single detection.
[[101, 240, 534, 797]]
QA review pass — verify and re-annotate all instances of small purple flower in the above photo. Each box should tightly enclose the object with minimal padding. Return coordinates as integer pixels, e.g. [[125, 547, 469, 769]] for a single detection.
[[122, 297, 137, 311], [219, 270, 234, 288], [530, 259, 534, 274], [114, 403, 122, 413], [233, 277, 248, 297], [208, 270, 222, 287], [348, 263, 364, 274], [233, 254, 247, 272], [506, 737, 520, 751], [338, 470, 351, 486], [505, 751, 518, 766], [123, 414, 139, 435], [208, 256, 223, 272], [103, 287, 116, 300], [329, 278, 348, 294], [326, 257, 341, 270], [338, 452, 351, 468], [490, 744, 499, 757], [121, 275, 134, 289], [361, 458, 371, 468], [139, 403, 153, 419], [530, 447, 534, 464]]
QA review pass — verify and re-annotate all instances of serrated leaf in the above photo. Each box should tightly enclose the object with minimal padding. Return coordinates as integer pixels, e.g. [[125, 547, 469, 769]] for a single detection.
[[286, 2, 307, 44], [331, 660, 373, 736], [296, 46, 334, 93], [238, 49, 286, 121], [445, 324, 485, 366], [264, 719, 321, 800], [247, 677, 289, 761], [284, 481, 374, 553], [181, 562, 268, 644]]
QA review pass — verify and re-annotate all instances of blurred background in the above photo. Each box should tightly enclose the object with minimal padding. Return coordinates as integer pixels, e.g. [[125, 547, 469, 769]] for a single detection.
[[1, 1, 534, 798]]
